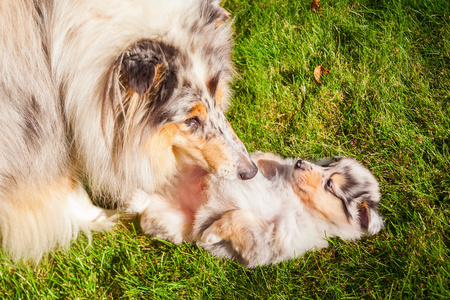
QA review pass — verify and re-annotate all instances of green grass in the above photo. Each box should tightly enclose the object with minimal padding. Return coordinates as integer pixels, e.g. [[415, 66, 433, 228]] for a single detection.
[[1, 0, 449, 298]]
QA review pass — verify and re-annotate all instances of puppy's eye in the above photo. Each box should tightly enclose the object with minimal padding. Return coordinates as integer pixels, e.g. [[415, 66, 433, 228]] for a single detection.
[[184, 117, 201, 129], [326, 179, 333, 190]]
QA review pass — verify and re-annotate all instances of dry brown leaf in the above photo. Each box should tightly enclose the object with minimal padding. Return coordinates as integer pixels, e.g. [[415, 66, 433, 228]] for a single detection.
[[314, 66, 330, 83], [309, 0, 321, 12]]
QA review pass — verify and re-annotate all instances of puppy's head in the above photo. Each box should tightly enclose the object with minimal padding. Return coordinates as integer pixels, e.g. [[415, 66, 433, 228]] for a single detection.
[[290, 157, 383, 235], [101, 4, 257, 181]]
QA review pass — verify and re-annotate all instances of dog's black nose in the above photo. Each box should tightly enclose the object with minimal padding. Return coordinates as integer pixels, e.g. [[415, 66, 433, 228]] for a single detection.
[[238, 161, 258, 180], [294, 160, 303, 169]]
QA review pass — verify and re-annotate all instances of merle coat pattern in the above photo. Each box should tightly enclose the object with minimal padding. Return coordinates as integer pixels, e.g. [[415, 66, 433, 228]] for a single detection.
[[0, 0, 256, 262]]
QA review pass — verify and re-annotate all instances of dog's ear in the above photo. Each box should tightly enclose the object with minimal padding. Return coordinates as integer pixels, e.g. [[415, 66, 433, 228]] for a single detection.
[[121, 43, 165, 96], [257, 159, 290, 180], [202, 0, 231, 26]]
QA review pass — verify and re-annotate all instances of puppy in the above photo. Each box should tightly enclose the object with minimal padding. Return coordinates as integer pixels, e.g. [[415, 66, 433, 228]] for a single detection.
[[0, 0, 256, 262], [134, 153, 384, 268]]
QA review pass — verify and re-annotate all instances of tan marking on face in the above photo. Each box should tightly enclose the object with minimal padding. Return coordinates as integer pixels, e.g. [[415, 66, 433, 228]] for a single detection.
[[145, 121, 233, 175], [173, 131, 231, 174], [201, 138, 230, 171], [145, 123, 178, 149], [331, 173, 346, 187], [318, 193, 349, 224], [216, 83, 223, 107], [303, 171, 322, 189], [142, 124, 179, 186], [292, 170, 348, 224], [189, 102, 207, 120]]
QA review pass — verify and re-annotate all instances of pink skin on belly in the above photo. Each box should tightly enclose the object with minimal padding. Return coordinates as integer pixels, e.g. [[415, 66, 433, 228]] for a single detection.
[[176, 165, 208, 223]]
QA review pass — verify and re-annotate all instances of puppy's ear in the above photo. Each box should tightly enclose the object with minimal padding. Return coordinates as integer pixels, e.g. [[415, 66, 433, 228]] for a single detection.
[[121, 42, 164, 96], [315, 156, 343, 167], [257, 159, 289, 180], [199, 210, 273, 268], [357, 202, 370, 230]]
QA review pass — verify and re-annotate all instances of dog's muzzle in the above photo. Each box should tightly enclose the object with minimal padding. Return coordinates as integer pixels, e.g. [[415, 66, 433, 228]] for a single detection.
[[238, 159, 258, 180]]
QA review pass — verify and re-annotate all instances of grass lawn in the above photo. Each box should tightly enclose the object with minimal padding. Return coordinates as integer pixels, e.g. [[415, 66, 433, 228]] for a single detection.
[[1, 0, 449, 298]]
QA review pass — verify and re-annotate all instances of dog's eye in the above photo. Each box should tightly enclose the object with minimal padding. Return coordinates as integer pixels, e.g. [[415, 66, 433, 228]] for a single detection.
[[184, 117, 201, 129], [326, 179, 333, 190]]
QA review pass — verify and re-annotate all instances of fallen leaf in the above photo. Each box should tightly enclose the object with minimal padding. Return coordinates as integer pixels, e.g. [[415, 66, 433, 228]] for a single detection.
[[314, 65, 330, 83], [309, 0, 321, 12]]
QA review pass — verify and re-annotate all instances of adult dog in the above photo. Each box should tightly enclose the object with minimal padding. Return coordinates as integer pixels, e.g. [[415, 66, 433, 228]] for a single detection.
[[0, 0, 257, 261]]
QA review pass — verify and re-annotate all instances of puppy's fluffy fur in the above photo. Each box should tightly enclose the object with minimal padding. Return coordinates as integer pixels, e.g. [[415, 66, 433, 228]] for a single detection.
[[0, 0, 256, 261], [134, 153, 384, 268]]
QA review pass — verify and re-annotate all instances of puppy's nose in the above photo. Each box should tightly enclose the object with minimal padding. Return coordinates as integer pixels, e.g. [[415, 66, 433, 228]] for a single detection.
[[238, 161, 258, 180], [294, 160, 303, 169]]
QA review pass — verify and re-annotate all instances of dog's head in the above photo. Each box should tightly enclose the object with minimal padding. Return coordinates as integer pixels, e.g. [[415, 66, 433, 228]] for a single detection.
[[101, 2, 257, 181], [290, 157, 384, 235], [255, 153, 383, 235]]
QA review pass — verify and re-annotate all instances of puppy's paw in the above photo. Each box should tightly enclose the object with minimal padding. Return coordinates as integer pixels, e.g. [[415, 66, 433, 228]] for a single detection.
[[195, 210, 278, 267], [200, 226, 223, 245]]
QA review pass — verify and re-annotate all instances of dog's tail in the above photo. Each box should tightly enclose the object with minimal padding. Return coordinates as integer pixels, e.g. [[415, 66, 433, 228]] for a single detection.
[[0, 177, 115, 263]]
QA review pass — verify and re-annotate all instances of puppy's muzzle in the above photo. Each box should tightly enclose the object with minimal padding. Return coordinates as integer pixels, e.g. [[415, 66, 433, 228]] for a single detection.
[[294, 160, 304, 170], [294, 159, 313, 171]]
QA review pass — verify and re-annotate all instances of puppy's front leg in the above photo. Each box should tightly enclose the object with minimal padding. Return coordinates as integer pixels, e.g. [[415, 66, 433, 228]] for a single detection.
[[200, 210, 275, 268], [127, 190, 191, 244]]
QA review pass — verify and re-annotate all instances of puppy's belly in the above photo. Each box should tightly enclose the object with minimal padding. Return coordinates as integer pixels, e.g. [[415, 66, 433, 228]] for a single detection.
[[177, 165, 208, 222]]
